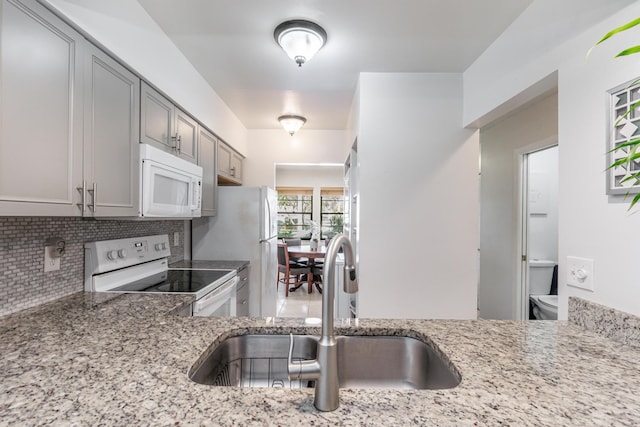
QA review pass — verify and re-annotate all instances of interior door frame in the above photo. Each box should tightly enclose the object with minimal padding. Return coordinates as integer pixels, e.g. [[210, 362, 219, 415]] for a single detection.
[[514, 137, 558, 320]]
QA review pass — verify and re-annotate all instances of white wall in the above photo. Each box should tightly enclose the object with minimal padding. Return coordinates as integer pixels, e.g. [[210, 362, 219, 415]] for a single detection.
[[528, 146, 559, 263], [346, 80, 361, 150], [357, 73, 479, 319], [468, 1, 640, 318], [276, 166, 344, 189], [478, 93, 558, 320], [559, 10, 640, 318], [243, 130, 349, 187], [463, 0, 635, 128], [42, 0, 248, 154]]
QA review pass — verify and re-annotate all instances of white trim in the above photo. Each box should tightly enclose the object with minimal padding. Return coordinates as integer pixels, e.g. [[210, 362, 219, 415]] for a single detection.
[[514, 136, 558, 320]]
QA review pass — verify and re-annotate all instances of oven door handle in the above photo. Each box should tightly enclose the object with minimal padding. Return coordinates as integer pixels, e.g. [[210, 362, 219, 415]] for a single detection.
[[192, 276, 238, 315]]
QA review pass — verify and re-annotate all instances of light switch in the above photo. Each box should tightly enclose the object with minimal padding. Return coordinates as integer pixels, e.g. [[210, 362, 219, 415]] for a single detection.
[[566, 256, 594, 291]]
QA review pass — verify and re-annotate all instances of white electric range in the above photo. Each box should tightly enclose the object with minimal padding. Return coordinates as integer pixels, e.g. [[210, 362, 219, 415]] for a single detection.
[[84, 234, 238, 316]]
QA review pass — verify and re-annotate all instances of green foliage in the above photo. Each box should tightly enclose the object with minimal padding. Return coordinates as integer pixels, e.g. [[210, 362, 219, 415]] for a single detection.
[[589, 17, 640, 57], [329, 215, 344, 236], [591, 17, 640, 210]]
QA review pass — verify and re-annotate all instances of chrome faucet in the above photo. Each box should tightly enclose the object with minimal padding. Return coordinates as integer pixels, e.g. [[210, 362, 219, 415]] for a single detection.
[[287, 234, 358, 411]]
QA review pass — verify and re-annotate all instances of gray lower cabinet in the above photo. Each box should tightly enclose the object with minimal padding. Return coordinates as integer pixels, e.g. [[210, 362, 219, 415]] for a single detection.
[[83, 43, 140, 217], [236, 266, 250, 316], [198, 127, 218, 216], [140, 81, 198, 164], [0, 0, 83, 216], [217, 140, 244, 185]]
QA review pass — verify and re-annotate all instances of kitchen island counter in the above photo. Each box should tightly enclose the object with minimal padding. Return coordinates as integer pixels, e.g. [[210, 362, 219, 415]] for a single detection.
[[1, 292, 639, 426]]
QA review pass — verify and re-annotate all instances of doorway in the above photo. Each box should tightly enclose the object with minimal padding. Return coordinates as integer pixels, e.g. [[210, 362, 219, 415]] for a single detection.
[[274, 163, 344, 318], [477, 92, 558, 320], [516, 144, 559, 320]]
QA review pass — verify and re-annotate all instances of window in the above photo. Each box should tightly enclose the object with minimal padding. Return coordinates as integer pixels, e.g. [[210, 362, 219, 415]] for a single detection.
[[276, 187, 312, 239], [320, 188, 344, 240]]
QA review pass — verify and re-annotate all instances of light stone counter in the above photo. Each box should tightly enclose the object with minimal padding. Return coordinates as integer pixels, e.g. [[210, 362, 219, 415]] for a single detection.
[[1, 292, 640, 426]]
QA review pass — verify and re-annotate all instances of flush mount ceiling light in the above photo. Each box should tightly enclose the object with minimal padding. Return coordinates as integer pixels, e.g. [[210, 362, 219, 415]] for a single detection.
[[278, 114, 307, 135], [274, 19, 327, 67]]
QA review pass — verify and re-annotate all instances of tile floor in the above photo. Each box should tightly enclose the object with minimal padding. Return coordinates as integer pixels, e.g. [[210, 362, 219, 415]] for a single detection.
[[276, 281, 322, 318]]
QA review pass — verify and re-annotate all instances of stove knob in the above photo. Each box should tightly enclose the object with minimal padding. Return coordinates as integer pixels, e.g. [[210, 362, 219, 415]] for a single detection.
[[117, 249, 127, 259], [162, 242, 168, 250], [107, 250, 118, 260], [154, 243, 162, 251]]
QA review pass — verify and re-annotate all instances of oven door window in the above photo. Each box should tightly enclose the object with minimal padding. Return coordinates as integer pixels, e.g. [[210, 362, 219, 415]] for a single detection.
[[192, 277, 238, 317]]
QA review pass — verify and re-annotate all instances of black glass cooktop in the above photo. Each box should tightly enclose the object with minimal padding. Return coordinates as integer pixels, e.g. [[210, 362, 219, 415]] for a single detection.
[[113, 269, 233, 294]]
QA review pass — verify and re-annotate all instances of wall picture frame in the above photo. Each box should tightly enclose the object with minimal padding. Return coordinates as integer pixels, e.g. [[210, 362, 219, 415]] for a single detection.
[[606, 78, 640, 196]]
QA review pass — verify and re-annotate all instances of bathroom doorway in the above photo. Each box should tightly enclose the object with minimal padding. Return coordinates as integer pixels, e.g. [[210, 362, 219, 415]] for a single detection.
[[516, 143, 559, 320], [477, 91, 558, 320]]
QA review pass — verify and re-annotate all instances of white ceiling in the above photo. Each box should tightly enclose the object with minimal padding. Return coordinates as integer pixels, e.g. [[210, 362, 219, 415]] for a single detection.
[[138, 0, 533, 130]]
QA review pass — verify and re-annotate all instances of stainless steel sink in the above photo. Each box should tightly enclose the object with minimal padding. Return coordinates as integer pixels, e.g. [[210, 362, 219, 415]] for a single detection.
[[189, 334, 460, 390]]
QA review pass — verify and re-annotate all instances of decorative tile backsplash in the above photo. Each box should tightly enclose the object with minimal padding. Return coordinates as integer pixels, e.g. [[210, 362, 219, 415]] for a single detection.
[[0, 217, 185, 317]]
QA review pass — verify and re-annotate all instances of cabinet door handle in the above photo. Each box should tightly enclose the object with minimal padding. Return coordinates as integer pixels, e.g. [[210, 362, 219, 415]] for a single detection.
[[230, 166, 236, 177], [76, 180, 86, 213], [87, 183, 97, 214], [171, 133, 181, 152], [177, 135, 182, 153]]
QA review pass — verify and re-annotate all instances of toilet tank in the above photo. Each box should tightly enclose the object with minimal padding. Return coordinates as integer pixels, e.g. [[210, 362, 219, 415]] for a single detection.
[[529, 259, 556, 295]]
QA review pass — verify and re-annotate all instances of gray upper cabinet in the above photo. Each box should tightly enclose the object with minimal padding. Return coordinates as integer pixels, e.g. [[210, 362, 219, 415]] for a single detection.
[[83, 43, 140, 217], [198, 127, 218, 216], [0, 0, 237, 217], [217, 140, 244, 185], [140, 81, 198, 163], [230, 151, 243, 182], [0, 0, 83, 216], [175, 108, 198, 163], [140, 81, 173, 150]]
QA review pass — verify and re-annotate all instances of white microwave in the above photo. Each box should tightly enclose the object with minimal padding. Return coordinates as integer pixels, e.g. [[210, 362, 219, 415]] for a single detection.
[[140, 144, 203, 218]]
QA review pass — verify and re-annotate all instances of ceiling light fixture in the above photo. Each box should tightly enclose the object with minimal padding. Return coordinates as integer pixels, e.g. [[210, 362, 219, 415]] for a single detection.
[[278, 114, 307, 135], [274, 19, 327, 67]]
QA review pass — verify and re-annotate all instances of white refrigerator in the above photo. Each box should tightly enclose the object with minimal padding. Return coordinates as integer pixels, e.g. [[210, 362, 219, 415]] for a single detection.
[[191, 186, 279, 317]]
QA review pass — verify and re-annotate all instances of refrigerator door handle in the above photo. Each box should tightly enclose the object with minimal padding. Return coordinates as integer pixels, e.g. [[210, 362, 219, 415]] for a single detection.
[[265, 195, 273, 238]]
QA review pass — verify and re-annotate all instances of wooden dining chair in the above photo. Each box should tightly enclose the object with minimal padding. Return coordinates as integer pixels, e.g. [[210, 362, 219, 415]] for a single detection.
[[277, 243, 311, 297], [282, 238, 308, 265], [310, 263, 324, 294]]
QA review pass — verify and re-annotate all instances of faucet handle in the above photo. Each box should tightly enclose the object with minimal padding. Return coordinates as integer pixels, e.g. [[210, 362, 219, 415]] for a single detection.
[[287, 333, 321, 381], [344, 265, 358, 293]]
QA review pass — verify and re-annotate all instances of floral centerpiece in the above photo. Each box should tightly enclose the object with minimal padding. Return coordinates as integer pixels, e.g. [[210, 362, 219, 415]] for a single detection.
[[307, 220, 320, 250]]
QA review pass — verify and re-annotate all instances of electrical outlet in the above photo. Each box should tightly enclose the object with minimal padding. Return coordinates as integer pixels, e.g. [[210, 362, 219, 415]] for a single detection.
[[566, 256, 594, 291], [173, 232, 180, 246], [44, 248, 60, 272]]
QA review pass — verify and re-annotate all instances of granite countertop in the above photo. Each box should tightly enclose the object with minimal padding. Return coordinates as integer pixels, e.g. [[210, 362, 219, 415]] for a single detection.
[[1, 293, 640, 426], [169, 259, 249, 270]]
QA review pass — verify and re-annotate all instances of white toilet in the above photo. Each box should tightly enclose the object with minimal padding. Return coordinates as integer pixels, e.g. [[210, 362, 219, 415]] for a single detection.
[[529, 259, 558, 320]]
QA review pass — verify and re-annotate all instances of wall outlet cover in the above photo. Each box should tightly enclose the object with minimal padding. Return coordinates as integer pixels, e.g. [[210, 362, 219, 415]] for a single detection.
[[566, 256, 594, 291], [44, 247, 60, 272]]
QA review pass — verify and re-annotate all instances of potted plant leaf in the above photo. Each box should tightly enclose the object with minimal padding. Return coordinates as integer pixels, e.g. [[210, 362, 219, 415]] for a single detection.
[[590, 18, 640, 208]]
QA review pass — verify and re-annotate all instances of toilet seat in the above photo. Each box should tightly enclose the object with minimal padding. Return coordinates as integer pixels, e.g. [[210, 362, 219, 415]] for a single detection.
[[536, 295, 558, 310], [529, 295, 558, 320]]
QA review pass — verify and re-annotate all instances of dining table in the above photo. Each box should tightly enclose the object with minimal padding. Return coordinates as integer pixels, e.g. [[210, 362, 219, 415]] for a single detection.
[[286, 245, 326, 293]]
